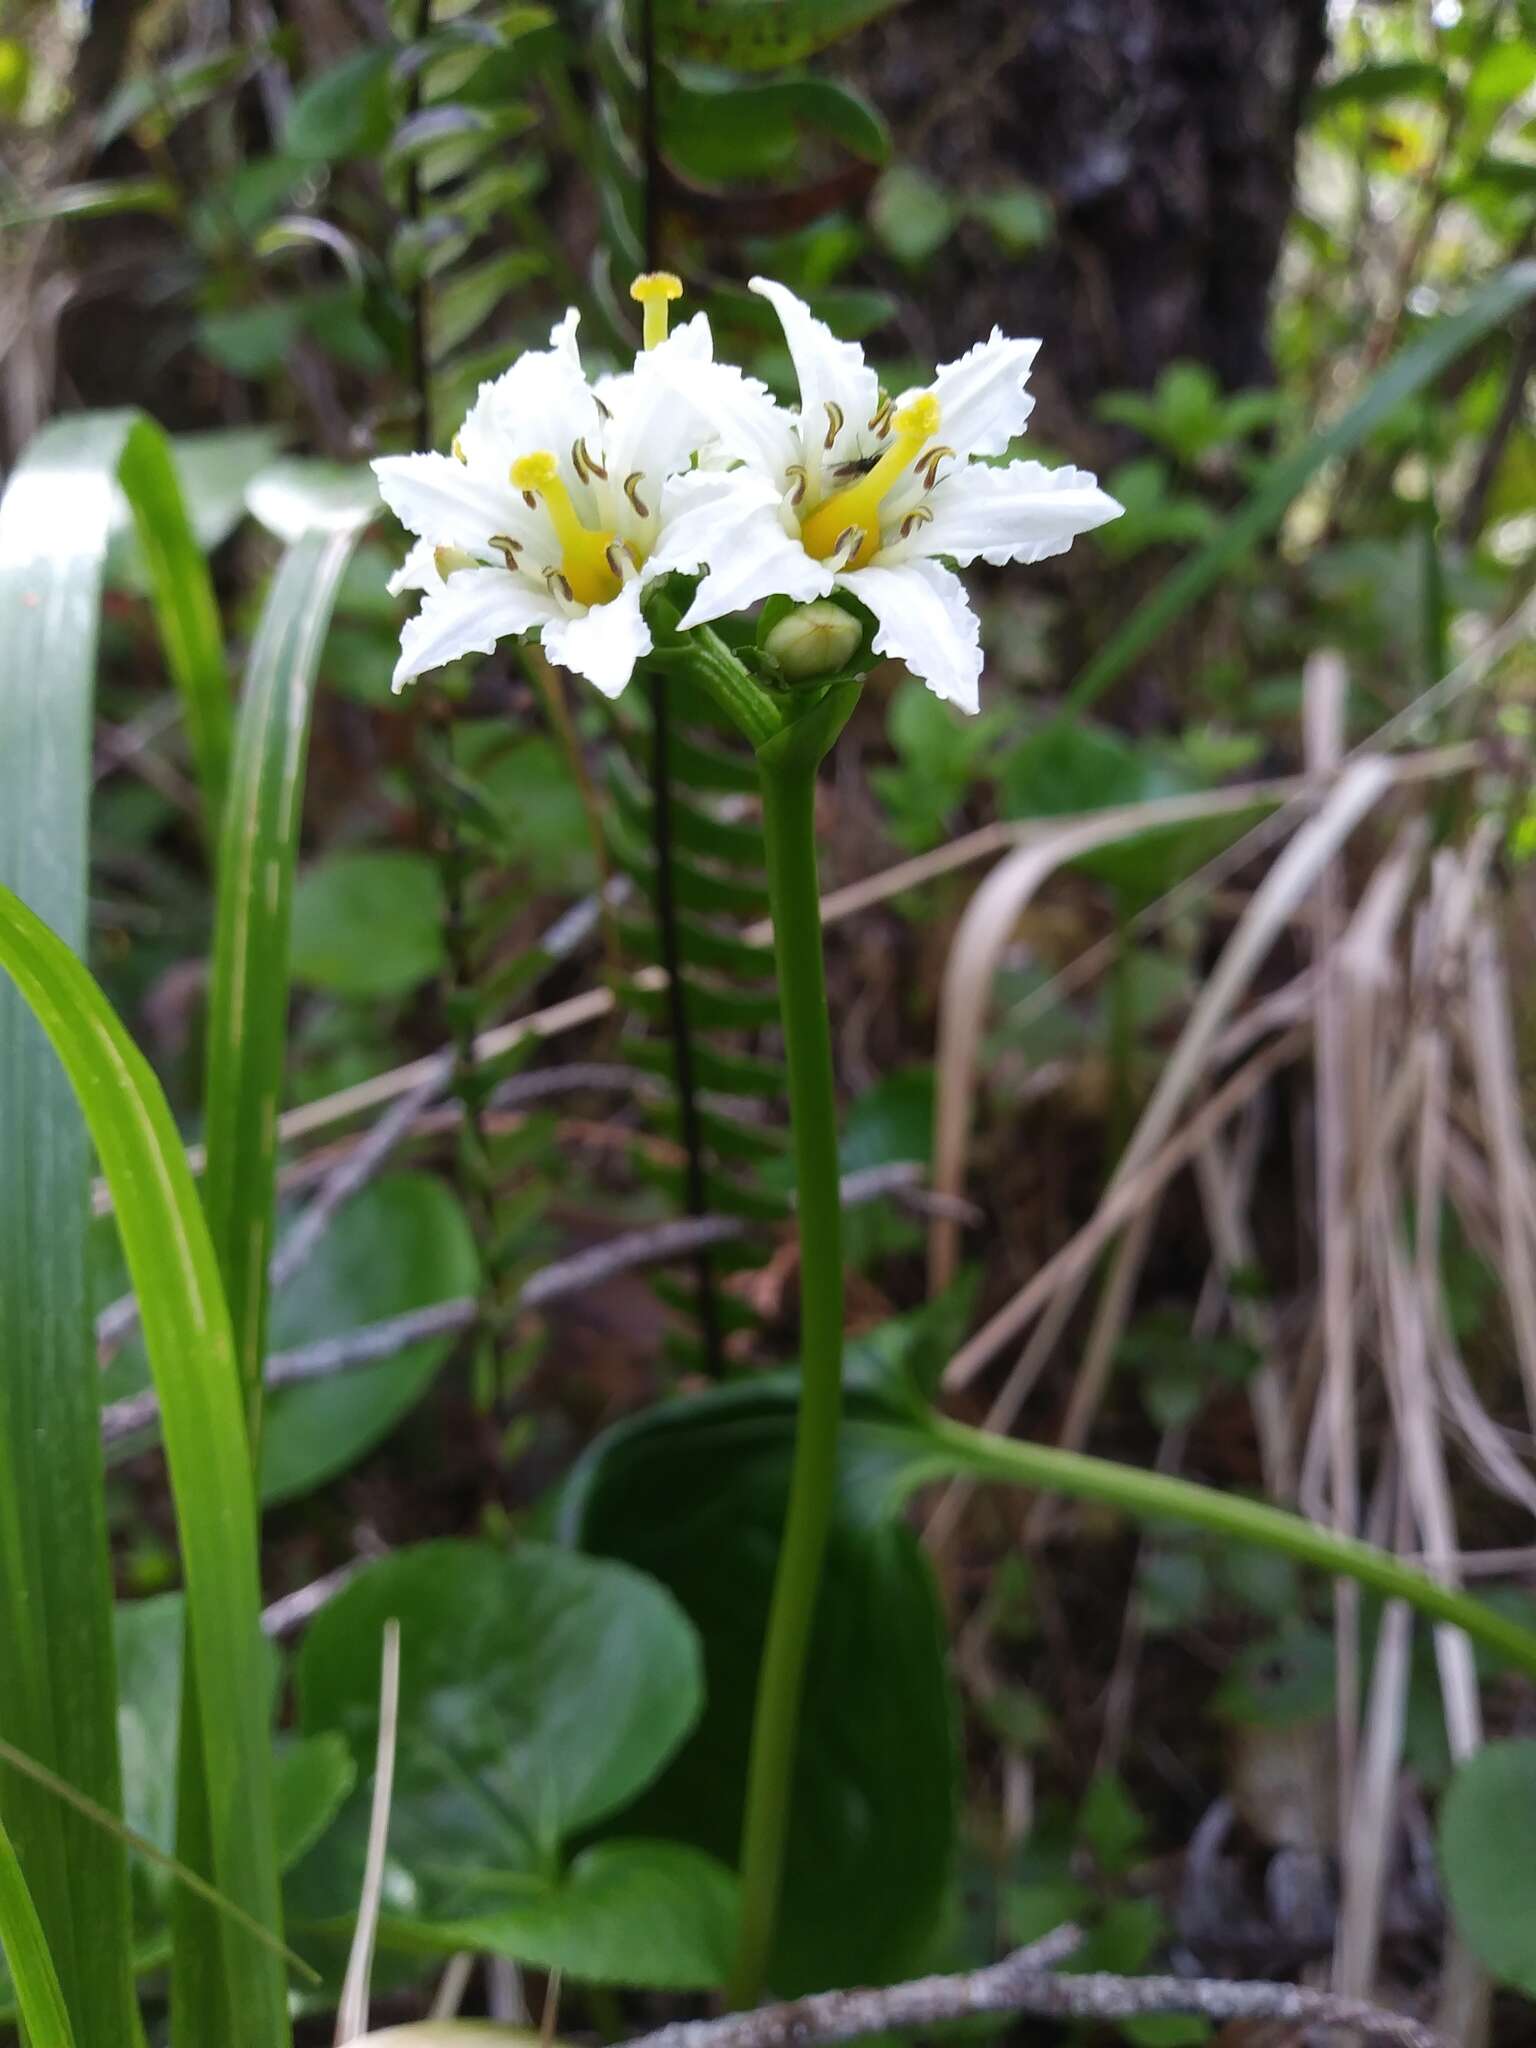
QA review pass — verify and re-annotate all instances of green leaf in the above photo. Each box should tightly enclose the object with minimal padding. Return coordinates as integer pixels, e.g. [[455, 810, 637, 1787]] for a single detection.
[[108, 427, 285, 588], [968, 182, 1053, 254], [386, 1840, 738, 1988], [0, 410, 231, 2047], [0, 1817, 75, 2048], [1310, 59, 1448, 112], [663, 74, 889, 183], [291, 1542, 705, 1962], [1439, 1739, 1536, 1994], [869, 166, 955, 268], [290, 850, 447, 998], [260, 1174, 479, 1506], [652, 0, 908, 68], [284, 49, 394, 162], [0, 885, 288, 2046], [1069, 261, 1536, 711], [204, 525, 364, 1422], [0, 177, 178, 227], [559, 1383, 957, 1993]]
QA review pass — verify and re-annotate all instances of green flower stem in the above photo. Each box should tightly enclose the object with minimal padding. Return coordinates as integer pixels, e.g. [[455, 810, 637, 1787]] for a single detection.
[[730, 684, 860, 2008], [929, 1413, 1536, 1680]]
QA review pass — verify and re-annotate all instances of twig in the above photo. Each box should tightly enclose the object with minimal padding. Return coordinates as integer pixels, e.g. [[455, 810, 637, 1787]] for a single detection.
[[101, 1166, 957, 1445], [620, 1930, 1444, 2048]]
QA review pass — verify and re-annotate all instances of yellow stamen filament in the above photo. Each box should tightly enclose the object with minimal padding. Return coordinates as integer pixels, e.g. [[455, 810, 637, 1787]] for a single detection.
[[510, 449, 620, 609], [798, 393, 941, 570], [629, 271, 684, 351]]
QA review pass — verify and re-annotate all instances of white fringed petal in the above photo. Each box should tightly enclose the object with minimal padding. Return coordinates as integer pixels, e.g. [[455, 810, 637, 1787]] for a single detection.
[[921, 329, 1041, 459], [893, 459, 1123, 567], [539, 577, 652, 700], [393, 567, 559, 691], [836, 556, 983, 714]]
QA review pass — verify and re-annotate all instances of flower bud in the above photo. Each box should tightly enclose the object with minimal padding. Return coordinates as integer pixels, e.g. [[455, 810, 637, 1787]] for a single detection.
[[762, 601, 862, 682]]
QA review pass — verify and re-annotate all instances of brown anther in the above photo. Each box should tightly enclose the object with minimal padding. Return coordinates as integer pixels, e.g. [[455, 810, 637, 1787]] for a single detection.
[[593, 392, 613, 421], [868, 395, 894, 438], [917, 444, 956, 491], [823, 401, 845, 451], [544, 567, 576, 604], [490, 533, 523, 570], [572, 436, 608, 483], [785, 464, 809, 508], [605, 540, 637, 581], [623, 471, 650, 519], [833, 525, 864, 564], [899, 505, 934, 540], [521, 490, 540, 511]]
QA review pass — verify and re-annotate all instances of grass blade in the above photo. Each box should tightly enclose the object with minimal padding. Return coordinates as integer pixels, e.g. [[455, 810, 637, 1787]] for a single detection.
[[0, 413, 162, 2048], [115, 417, 234, 832], [203, 524, 366, 1432], [1068, 261, 1536, 712], [0, 881, 290, 2048], [0, 1815, 75, 2048]]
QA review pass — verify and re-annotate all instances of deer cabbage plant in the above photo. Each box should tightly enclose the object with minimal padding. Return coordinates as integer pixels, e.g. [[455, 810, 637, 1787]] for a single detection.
[[373, 270, 1123, 2002]]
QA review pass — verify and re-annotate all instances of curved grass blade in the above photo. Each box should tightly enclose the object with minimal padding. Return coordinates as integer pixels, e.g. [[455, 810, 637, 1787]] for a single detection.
[[1068, 261, 1536, 713], [924, 1413, 1536, 1681], [203, 523, 366, 1434], [0, 1815, 75, 2048], [0, 882, 290, 2048]]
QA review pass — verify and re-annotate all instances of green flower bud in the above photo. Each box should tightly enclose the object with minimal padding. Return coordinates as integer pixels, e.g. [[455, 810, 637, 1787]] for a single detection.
[[762, 601, 862, 683]]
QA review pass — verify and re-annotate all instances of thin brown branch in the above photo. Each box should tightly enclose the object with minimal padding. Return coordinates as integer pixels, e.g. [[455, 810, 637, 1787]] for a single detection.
[[620, 1931, 1444, 2048]]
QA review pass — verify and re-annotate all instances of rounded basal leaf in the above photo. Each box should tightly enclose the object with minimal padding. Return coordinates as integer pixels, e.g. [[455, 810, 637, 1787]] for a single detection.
[[291, 1543, 704, 1931], [260, 1172, 478, 1506], [395, 1839, 739, 1989], [558, 1384, 957, 1993], [1439, 1739, 1536, 1994], [289, 850, 446, 997]]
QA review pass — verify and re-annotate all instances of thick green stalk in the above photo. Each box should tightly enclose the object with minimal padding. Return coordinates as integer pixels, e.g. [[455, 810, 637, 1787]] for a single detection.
[[730, 685, 858, 2007]]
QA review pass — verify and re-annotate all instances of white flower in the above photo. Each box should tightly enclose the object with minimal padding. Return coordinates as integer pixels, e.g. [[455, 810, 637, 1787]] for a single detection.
[[373, 277, 765, 700], [668, 278, 1124, 714]]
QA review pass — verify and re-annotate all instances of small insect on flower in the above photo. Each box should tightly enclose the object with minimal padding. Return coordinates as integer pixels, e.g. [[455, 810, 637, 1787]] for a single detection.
[[372, 277, 770, 701], [660, 279, 1124, 713]]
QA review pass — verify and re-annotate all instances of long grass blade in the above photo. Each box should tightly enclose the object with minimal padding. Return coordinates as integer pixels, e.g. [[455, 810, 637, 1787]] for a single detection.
[[0, 413, 178, 2048], [203, 524, 366, 1433], [1067, 261, 1536, 712], [0, 1815, 75, 2048], [0, 882, 290, 2048]]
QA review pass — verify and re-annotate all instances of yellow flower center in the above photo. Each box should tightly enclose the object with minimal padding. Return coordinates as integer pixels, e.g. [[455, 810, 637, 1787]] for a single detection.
[[510, 450, 621, 609], [798, 393, 941, 571], [630, 271, 684, 351]]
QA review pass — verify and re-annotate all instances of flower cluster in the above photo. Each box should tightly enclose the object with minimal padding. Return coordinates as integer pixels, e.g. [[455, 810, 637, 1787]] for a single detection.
[[374, 273, 1122, 715]]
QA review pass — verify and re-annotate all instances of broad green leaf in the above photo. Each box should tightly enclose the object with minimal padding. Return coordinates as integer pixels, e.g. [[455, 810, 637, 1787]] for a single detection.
[[0, 409, 228, 2048], [0, 1817, 74, 2048], [284, 49, 394, 162], [559, 1384, 957, 1993], [1068, 261, 1536, 711], [0, 885, 288, 2046], [383, 1840, 738, 1988], [108, 427, 284, 589], [292, 1543, 704, 1943], [652, 0, 909, 68], [1439, 1739, 1536, 1994], [290, 850, 447, 998], [203, 524, 364, 1424], [260, 1173, 479, 1506]]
